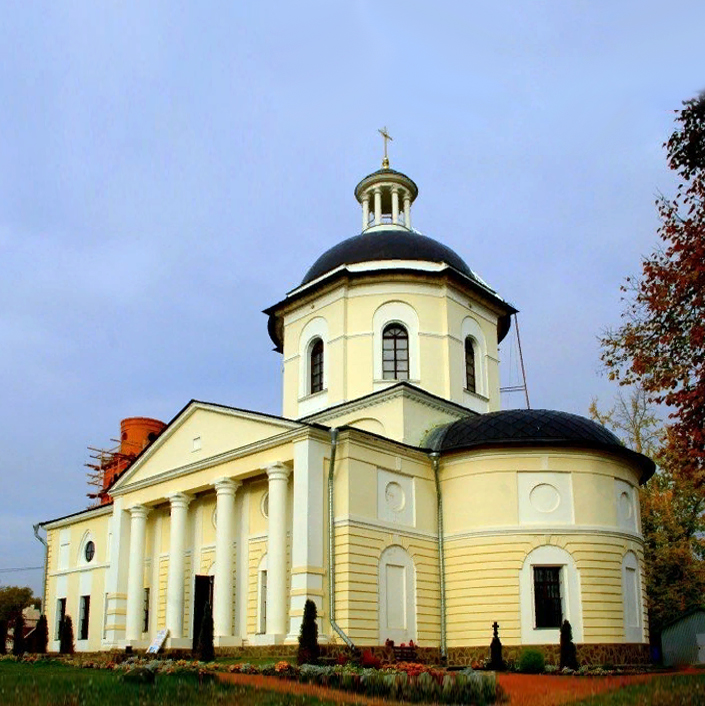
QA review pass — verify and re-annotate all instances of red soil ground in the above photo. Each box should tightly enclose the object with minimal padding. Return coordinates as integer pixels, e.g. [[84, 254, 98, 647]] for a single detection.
[[218, 670, 684, 706]]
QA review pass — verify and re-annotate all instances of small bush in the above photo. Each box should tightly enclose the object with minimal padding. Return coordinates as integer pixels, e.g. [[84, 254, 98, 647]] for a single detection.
[[197, 601, 215, 662], [518, 648, 545, 673], [297, 599, 320, 665], [34, 615, 48, 654], [59, 615, 74, 654]]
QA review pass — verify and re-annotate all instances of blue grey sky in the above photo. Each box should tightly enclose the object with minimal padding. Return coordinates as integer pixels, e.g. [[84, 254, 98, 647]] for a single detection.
[[2, 2, 704, 596]]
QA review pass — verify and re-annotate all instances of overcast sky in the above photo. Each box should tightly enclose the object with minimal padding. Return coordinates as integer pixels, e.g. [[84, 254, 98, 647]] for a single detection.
[[2, 2, 704, 597]]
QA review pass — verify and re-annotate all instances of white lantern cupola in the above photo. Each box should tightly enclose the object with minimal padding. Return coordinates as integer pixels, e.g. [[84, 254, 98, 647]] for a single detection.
[[355, 128, 419, 232]]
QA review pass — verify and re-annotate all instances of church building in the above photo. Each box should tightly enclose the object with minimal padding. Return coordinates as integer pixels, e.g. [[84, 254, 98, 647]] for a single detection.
[[39, 151, 654, 664]]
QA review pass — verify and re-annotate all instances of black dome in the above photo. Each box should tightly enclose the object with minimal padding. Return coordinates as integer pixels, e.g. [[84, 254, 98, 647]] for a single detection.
[[301, 229, 476, 286], [427, 408, 655, 483]]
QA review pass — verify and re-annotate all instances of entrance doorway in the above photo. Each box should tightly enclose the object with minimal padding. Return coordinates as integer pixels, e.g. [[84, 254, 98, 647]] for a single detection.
[[192, 574, 214, 649]]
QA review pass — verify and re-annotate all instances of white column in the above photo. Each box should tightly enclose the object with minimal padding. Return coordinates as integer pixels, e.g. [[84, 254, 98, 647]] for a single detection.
[[166, 493, 191, 640], [403, 192, 411, 229], [287, 439, 326, 640], [125, 504, 150, 642], [266, 463, 291, 639], [213, 478, 241, 639], [374, 188, 382, 225], [391, 188, 400, 224], [103, 497, 130, 647], [362, 196, 370, 230]]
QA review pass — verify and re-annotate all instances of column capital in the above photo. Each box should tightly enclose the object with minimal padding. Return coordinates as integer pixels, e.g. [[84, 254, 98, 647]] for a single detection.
[[214, 477, 242, 496], [128, 504, 150, 520], [266, 462, 291, 482], [167, 492, 191, 510]]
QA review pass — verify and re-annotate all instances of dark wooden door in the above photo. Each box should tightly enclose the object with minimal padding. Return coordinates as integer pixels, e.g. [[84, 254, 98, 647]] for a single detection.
[[192, 574, 214, 649]]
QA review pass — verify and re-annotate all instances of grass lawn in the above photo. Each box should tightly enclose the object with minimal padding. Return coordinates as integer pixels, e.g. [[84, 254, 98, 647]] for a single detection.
[[0, 661, 337, 706], [571, 673, 705, 705]]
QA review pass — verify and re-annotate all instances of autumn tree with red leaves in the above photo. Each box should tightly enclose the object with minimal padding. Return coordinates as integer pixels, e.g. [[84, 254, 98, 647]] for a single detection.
[[591, 389, 705, 643], [601, 93, 705, 484]]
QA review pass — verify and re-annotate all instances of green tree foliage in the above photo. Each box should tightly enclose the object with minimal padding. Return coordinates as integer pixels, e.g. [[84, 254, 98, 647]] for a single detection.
[[59, 615, 74, 655], [12, 613, 25, 656], [0, 620, 7, 655], [34, 614, 49, 654], [559, 620, 578, 670], [600, 93, 705, 484], [297, 599, 320, 665], [197, 601, 214, 663], [590, 389, 705, 641], [0, 586, 36, 623]]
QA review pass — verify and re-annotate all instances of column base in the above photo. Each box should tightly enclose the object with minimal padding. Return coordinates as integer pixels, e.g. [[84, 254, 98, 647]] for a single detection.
[[126, 638, 151, 649], [214, 636, 243, 647], [250, 633, 286, 645], [166, 637, 192, 649]]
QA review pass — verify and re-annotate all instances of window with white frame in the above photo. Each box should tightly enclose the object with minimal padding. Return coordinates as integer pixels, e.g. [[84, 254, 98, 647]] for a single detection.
[[372, 301, 420, 382], [520, 545, 582, 644], [460, 317, 486, 398], [298, 317, 329, 403]]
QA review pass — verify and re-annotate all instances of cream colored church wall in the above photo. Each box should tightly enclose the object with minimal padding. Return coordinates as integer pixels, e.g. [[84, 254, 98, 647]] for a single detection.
[[444, 533, 647, 647], [45, 509, 111, 652], [328, 434, 440, 645], [440, 448, 647, 647], [281, 277, 501, 419], [332, 525, 440, 645]]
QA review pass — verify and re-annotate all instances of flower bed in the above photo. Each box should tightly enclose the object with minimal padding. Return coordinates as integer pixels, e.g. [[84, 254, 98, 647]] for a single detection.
[[1, 654, 500, 704]]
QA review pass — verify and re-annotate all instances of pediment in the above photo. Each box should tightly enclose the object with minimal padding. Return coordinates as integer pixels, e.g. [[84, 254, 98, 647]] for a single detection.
[[112, 401, 301, 491]]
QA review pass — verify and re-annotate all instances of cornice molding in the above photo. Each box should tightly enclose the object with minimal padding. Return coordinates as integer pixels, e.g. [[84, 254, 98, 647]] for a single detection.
[[445, 525, 645, 544], [301, 383, 469, 426], [112, 426, 327, 496]]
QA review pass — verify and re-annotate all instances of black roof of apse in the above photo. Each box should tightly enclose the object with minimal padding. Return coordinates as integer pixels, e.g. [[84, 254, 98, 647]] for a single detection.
[[301, 229, 476, 286], [426, 408, 656, 483]]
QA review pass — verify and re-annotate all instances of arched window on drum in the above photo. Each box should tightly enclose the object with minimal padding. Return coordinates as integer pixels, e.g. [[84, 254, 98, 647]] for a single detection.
[[309, 338, 324, 394], [382, 324, 409, 380], [465, 337, 477, 393]]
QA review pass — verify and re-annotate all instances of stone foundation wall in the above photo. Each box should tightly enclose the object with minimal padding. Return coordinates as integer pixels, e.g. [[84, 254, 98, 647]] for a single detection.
[[62, 641, 650, 667], [447, 643, 650, 667]]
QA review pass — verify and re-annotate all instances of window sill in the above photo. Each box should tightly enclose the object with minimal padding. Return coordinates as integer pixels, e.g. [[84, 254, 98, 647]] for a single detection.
[[298, 388, 328, 403], [463, 388, 489, 402]]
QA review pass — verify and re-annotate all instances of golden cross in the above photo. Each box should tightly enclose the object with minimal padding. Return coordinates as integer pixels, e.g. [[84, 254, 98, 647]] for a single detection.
[[378, 126, 393, 168]]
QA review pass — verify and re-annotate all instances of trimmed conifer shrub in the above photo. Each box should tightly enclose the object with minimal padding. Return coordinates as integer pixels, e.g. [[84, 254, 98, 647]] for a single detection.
[[59, 615, 74, 654], [12, 614, 25, 655], [560, 619, 579, 670], [34, 614, 48, 654], [197, 601, 215, 662], [297, 599, 320, 665], [0, 620, 7, 655]]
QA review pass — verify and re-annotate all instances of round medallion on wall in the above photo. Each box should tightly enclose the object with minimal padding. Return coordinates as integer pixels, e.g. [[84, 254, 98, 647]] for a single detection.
[[384, 482, 405, 512], [529, 483, 560, 513], [261, 491, 269, 518], [84, 540, 95, 563], [619, 491, 633, 519]]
